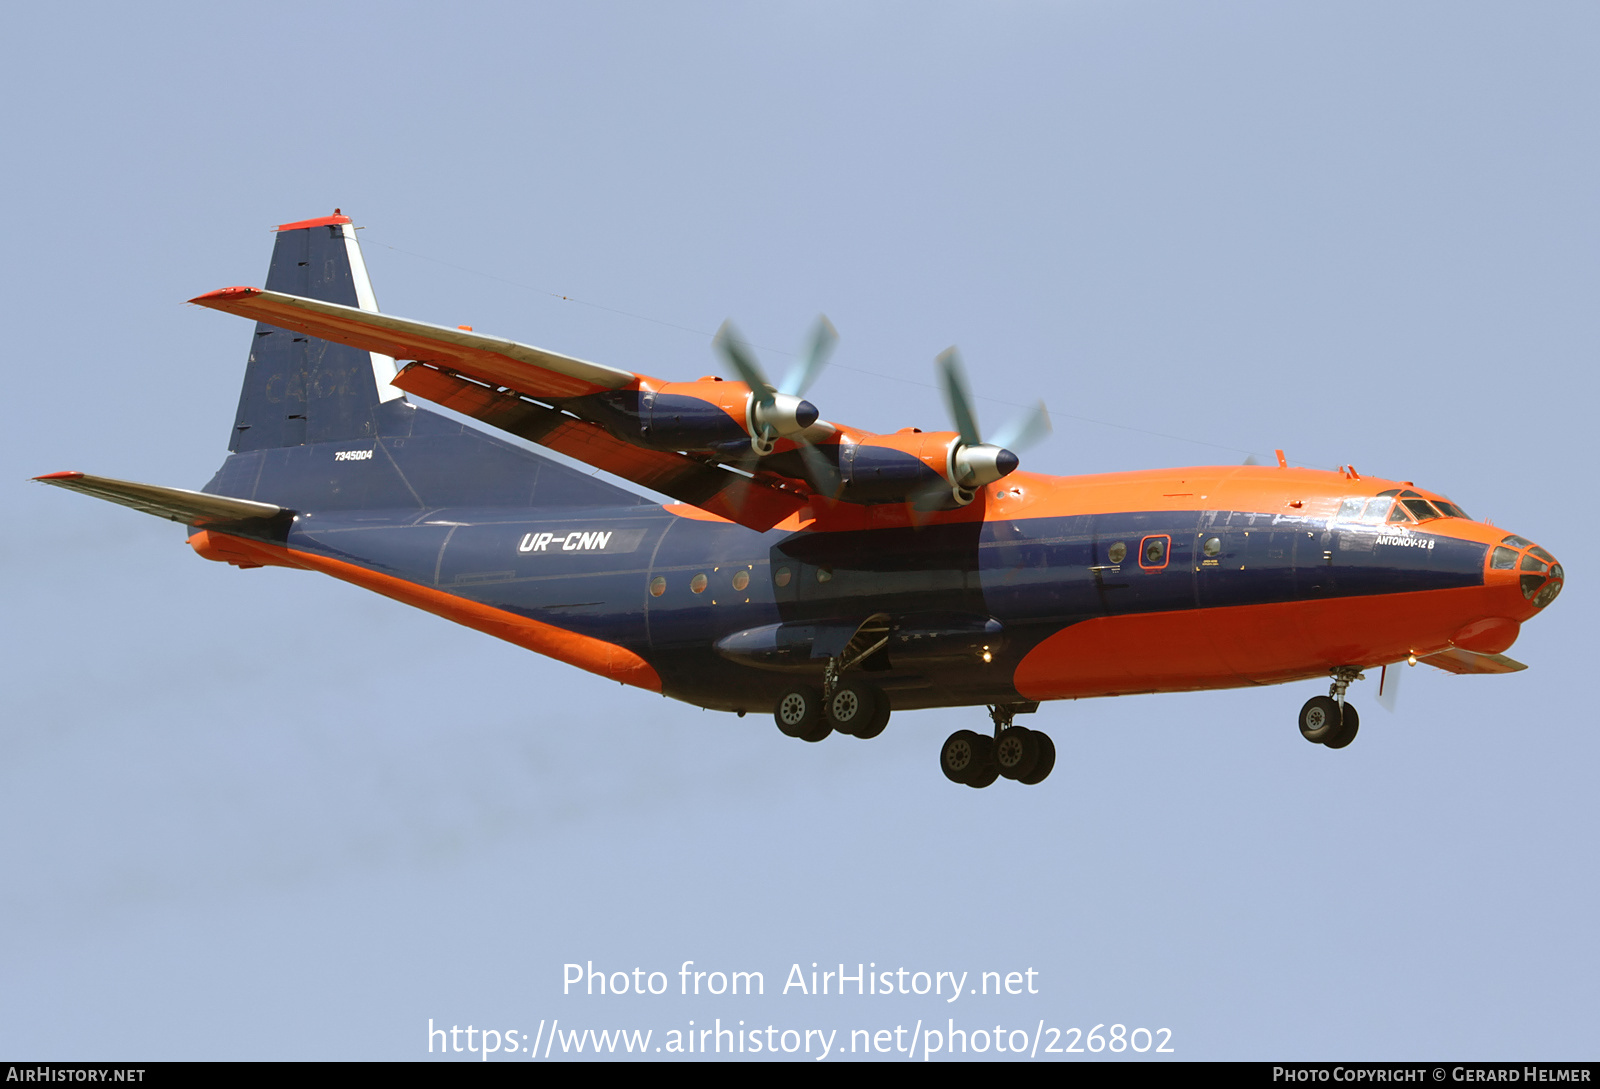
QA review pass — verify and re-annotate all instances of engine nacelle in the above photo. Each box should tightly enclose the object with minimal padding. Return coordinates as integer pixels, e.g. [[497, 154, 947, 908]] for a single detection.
[[573, 382, 813, 455]]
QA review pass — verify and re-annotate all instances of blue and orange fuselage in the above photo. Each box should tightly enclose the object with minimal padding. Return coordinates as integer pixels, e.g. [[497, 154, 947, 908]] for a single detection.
[[188, 461, 1560, 715]]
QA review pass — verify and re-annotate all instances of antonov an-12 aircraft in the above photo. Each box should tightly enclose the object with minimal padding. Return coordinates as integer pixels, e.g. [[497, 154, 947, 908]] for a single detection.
[[36, 212, 1563, 787]]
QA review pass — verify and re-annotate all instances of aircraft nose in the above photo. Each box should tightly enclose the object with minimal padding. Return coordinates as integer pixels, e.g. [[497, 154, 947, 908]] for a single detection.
[[1495, 535, 1564, 611]]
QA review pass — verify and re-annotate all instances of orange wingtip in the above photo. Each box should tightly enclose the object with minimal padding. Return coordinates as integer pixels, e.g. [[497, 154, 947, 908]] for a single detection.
[[189, 286, 262, 306], [33, 471, 84, 481]]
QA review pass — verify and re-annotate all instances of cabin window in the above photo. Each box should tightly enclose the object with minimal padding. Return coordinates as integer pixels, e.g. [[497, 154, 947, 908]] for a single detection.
[[649, 576, 666, 597], [774, 566, 792, 587], [1361, 498, 1391, 523], [690, 573, 708, 594], [1139, 535, 1170, 569], [1337, 498, 1364, 522], [732, 570, 750, 591], [816, 567, 833, 583], [1203, 536, 1222, 557], [1107, 541, 1127, 565]]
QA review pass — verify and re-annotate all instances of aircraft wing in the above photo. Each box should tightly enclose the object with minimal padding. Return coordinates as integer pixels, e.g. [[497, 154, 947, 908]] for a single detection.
[[33, 472, 287, 525], [190, 287, 637, 400], [1417, 648, 1529, 675]]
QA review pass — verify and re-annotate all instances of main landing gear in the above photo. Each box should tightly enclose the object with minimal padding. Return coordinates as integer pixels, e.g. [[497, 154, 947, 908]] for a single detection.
[[1299, 667, 1363, 750], [940, 704, 1056, 789], [773, 626, 895, 743], [773, 667, 891, 744]]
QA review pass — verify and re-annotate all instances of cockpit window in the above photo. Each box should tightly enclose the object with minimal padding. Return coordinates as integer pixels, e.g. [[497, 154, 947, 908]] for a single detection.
[[1501, 534, 1532, 548], [1520, 553, 1549, 573], [1388, 504, 1415, 524], [1361, 497, 1391, 523], [1401, 498, 1441, 521], [1433, 499, 1469, 519], [1490, 546, 1518, 570], [1337, 498, 1364, 522], [1531, 546, 1555, 564]]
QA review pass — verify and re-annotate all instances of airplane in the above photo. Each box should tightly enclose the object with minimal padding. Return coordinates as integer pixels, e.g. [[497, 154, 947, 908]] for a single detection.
[[34, 211, 1565, 788]]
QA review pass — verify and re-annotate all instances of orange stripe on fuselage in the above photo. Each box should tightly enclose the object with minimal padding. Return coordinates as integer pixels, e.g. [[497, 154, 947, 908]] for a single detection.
[[1013, 584, 1526, 701], [187, 530, 661, 692]]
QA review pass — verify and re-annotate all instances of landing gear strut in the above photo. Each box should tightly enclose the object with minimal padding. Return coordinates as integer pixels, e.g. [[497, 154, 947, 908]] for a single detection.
[[1299, 667, 1363, 749], [940, 703, 1054, 788]]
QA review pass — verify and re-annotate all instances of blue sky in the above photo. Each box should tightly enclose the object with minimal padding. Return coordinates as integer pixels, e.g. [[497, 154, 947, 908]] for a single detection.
[[2, 2, 1595, 1060]]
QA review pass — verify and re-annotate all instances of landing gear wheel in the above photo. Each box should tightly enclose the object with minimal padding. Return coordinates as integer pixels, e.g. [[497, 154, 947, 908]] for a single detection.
[[966, 742, 1000, 789], [1298, 696, 1342, 744], [940, 729, 996, 786], [851, 686, 890, 740], [994, 726, 1042, 780], [775, 685, 825, 740], [1017, 732, 1056, 785], [1323, 703, 1360, 749], [826, 680, 881, 737]]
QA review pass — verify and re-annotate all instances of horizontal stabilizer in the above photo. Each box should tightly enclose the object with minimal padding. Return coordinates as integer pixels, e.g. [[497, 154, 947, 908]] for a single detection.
[[190, 287, 637, 401], [1417, 647, 1528, 675], [33, 472, 287, 526]]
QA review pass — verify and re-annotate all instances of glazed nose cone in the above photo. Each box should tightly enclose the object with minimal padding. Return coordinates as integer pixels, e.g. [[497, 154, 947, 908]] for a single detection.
[[1521, 549, 1564, 611]]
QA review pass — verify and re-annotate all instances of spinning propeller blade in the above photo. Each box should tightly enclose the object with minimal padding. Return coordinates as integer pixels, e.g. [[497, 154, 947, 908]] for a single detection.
[[936, 348, 983, 448], [990, 402, 1052, 453], [780, 315, 837, 398], [714, 320, 774, 408]]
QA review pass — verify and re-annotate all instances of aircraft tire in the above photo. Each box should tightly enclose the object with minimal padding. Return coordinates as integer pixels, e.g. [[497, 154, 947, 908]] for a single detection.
[[851, 687, 891, 741], [826, 680, 879, 736], [1323, 703, 1360, 749], [775, 685, 824, 739], [994, 725, 1041, 780], [1298, 696, 1342, 744], [965, 741, 1000, 789], [940, 729, 988, 784], [1017, 731, 1056, 785], [798, 720, 833, 743]]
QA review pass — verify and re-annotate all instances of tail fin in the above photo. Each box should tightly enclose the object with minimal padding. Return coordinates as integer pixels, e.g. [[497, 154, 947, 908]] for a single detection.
[[203, 212, 649, 513], [229, 211, 406, 452]]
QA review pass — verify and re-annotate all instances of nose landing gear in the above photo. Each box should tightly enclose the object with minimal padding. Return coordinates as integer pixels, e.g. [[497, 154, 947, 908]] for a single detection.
[[940, 703, 1055, 788], [1299, 667, 1363, 749]]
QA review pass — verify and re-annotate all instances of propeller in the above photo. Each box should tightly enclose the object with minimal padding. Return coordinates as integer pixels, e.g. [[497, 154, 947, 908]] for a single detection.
[[933, 347, 1051, 503], [713, 317, 841, 496]]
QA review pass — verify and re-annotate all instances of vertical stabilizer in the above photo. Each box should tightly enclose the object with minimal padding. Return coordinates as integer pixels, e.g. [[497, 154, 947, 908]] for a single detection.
[[229, 211, 407, 452]]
